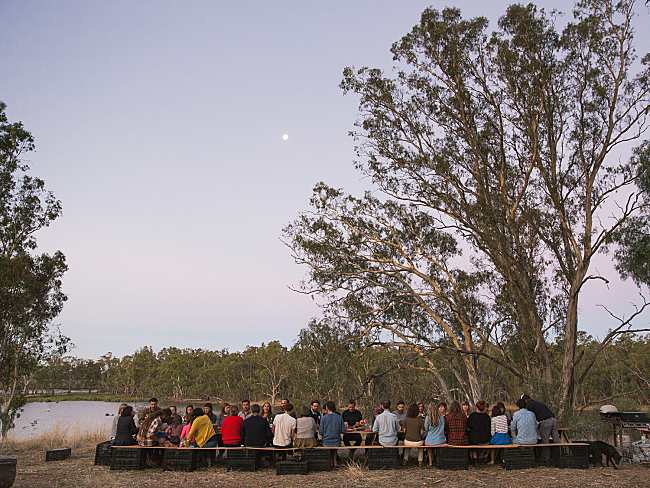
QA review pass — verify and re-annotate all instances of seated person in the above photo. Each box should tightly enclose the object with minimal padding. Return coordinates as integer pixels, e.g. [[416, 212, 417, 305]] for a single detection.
[[403, 403, 425, 466], [272, 402, 297, 460], [424, 402, 447, 467], [164, 412, 183, 446], [490, 405, 512, 445], [110, 403, 128, 440], [243, 403, 273, 447], [467, 400, 491, 445], [137, 409, 164, 446], [113, 405, 138, 446], [221, 404, 244, 447], [187, 407, 219, 448], [444, 401, 468, 445], [372, 401, 401, 446], [294, 405, 318, 448], [342, 400, 363, 457], [320, 401, 345, 467], [179, 415, 193, 447], [511, 398, 538, 445]]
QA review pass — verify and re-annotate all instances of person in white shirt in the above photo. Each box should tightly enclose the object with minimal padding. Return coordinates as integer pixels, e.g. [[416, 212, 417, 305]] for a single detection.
[[272, 402, 297, 460]]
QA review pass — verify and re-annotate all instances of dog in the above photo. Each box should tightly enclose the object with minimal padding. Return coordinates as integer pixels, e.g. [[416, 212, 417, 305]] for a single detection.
[[576, 440, 622, 468]]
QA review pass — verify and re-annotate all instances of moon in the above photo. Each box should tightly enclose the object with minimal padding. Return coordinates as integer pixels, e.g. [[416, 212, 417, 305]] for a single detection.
[[282, 133, 289, 141]]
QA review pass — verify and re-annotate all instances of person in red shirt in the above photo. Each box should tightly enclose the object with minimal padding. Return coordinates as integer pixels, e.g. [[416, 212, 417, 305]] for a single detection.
[[221, 404, 244, 447]]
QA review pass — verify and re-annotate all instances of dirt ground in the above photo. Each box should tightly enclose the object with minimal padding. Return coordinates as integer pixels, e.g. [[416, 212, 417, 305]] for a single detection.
[[8, 444, 650, 488]]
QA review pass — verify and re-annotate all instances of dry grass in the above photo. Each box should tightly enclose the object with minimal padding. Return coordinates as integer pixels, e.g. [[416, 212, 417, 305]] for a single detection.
[[1, 426, 109, 453], [4, 436, 650, 488]]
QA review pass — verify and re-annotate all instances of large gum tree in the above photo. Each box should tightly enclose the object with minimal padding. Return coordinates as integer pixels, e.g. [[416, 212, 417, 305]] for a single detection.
[[286, 0, 649, 414]]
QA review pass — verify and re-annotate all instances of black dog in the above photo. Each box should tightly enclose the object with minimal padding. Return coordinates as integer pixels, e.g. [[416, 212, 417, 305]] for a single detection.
[[576, 440, 622, 468]]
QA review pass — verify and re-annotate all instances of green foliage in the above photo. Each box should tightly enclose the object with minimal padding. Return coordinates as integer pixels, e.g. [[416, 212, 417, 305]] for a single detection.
[[0, 102, 69, 437]]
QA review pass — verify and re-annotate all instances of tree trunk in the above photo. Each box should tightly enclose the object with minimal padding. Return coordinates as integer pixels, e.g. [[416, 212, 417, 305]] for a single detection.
[[558, 285, 580, 418]]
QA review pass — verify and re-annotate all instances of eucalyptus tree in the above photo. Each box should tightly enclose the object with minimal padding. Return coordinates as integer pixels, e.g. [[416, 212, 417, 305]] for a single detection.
[[286, 1, 650, 414], [0, 102, 68, 438]]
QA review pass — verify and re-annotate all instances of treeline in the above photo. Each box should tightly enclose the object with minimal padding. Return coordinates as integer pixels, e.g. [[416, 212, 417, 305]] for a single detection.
[[29, 321, 650, 416]]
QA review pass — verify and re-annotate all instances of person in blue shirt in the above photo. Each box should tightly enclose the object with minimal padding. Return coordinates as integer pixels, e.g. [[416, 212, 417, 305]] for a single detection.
[[372, 400, 401, 446], [510, 398, 538, 445], [320, 401, 345, 467], [424, 401, 447, 466]]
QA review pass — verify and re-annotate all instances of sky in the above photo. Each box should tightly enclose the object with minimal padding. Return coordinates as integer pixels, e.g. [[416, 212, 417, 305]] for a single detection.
[[1, 1, 649, 358]]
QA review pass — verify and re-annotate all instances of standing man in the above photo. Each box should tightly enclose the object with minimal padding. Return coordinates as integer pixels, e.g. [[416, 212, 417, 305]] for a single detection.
[[342, 400, 363, 459], [239, 399, 252, 420], [372, 401, 401, 446], [521, 394, 560, 463], [308, 400, 321, 425], [394, 400, 407, 445]]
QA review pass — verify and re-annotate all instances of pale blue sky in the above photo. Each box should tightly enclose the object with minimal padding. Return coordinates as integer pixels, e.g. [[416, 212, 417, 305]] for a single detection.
[[2, 1, 649, 358]]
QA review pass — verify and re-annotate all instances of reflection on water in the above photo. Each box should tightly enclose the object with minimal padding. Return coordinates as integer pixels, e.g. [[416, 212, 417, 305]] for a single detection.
[[10, 400, 185, 440]]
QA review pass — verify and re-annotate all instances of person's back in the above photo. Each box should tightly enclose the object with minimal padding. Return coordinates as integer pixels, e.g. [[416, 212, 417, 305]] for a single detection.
[[320, 410, 344, 446], [404, 415, 424, 442], [467, 411, 491, 444], [489, 405, 511, 445], [114, 407, 138, 446], [424, 415, 446, 445], [221, 413, 244, 446], [296, 416, 318, 440], [511, 400, 538, 445], [272, 410, 296, 447], [444, 401, 468, 445], [372, 402, 400, 446], [187, 410, 217, 448], [243, 408, 272, 447]]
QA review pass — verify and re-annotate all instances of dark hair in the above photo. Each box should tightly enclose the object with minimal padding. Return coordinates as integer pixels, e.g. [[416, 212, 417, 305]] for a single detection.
[[325, 401, 336, 412], [397, 400, 405, 406], [121, 406, 133, 417], [461, 401, 470, 408], [193, 407, 204, 417], [148, 397, 158, 403], [185, 404, 194, 415], [242, 399, 250, 404], [203, 402, 213, 410], [348, 399, 356, 406], [516, 399, 527, 410], [406, 403, 419, 418], [161, 408, 172, 419], [382, 400, 391, 410], [251, 403, 260, 414], [496, 402, 506, 415], [310, 400, 320, 406], [491, 405, 502, 417], [476, 400, 487, 412], [448, 401, 461, 415], [300, 405, 311, 418], [230, 404, 239, 415]]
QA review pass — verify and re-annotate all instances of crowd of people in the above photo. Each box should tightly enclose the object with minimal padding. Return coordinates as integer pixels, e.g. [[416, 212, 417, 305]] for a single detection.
[[110, 394, 560, 467]]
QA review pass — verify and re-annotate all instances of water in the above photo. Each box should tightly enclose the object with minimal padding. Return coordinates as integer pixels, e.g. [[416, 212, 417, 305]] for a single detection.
[[9, 400, 186, 440]]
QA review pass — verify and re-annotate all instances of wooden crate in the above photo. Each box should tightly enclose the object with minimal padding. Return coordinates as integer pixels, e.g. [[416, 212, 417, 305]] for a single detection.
[[503, 447, 536, 470], [162, 449, 197, 471], [276, 460, 309, 475], [303, 449, 332, 472], [436, 448, 469, 470], [45, 448, 71, 462], [110, 448, 145, 470], [94, 441, 112, 466], [557, 445, 589, 469], [368, 448, 401, 470]]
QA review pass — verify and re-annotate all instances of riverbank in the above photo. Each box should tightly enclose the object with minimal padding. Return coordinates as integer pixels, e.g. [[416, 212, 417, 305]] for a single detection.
[[3, 438, 649, 488]]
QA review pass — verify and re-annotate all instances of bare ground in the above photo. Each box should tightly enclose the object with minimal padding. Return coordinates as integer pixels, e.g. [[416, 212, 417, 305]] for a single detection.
[[7, 443, 650, 488]]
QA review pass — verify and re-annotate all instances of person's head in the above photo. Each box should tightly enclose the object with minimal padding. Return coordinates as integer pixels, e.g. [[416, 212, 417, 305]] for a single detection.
[[203, 402, 213, 415], [437, 401, 448, 416], [496, 402, 506, 415], [347, 400, 356, 412], [300, 405, 312, 418], [448, 401, 461, 416], [491, 405, 502, 417], [161, 408, 172, 421], [282, 403, 293, 414], [148, 398, 158, 410], [461, 401, 470, 415], [193, 407, 205, 418], [418, 402, 425, 413], [121, 405, 133, 417], [185, 404, 194, 417], [280, 399, 289, 409], [169, 406, 177, 415], [229, 404, 239, 416], [262, 402, 272, 415], [516, 398, 527, 410], [407, 403, 419, 418], [223, 403, 230, 416], [251, 403, 261, 415], [242, 400, 250, 412], [520, 394, 531, 403], [427, 402, 443, 426], [381, 400, 391, 411], [325, 401, 336, 413], [476, 400, 487, 413], [396, 401, 405, 413], [310, 400, 320, 412], [117, 403, 128, 415]]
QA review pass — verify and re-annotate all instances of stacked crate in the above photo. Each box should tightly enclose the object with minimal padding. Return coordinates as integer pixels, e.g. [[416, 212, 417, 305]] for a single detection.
[[94, 441, 112, 466], [110, 447, 145, 470], [276, 460, 309, 475], [302, 449, 332, 471], [556, 445, 589, 469], [225, 449, 257, 472], [45, 448, 71, 462], [436, 448, 469, 470], [503, 447, 536, 470], [162, 449, 197, 471], [367, 447, 401, 470]]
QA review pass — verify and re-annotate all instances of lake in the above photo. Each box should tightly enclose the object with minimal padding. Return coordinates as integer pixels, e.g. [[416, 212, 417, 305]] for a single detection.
[[10, 400, 188, 440]]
